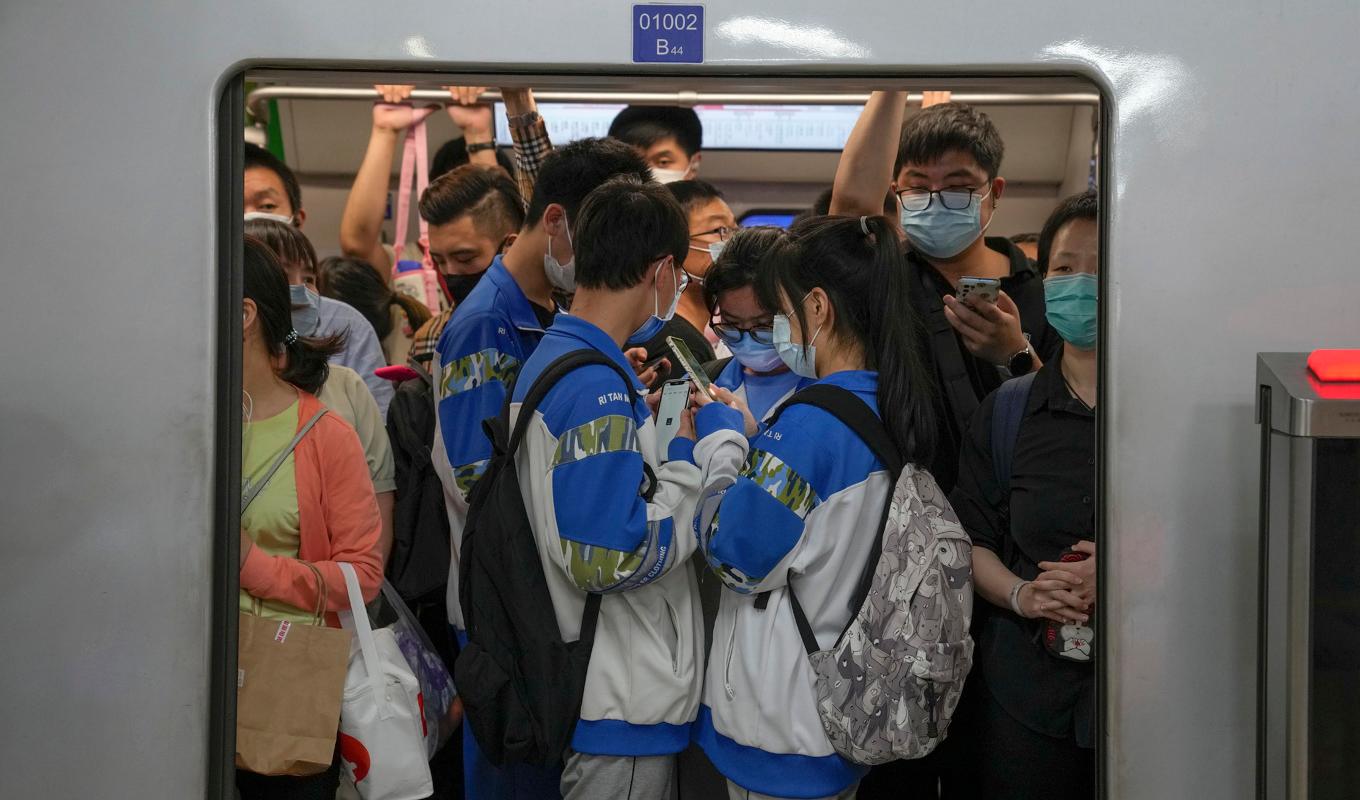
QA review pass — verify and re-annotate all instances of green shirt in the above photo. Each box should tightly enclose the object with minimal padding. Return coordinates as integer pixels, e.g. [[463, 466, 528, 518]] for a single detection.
[[239, 400, 314, 623]]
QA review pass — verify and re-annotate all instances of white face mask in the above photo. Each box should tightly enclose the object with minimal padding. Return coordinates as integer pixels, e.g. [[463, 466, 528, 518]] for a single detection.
[[543, 212, 576, 292], [688, 239, 726, 264], [244, 211, 295, 225], [651, 166, 691, 184]]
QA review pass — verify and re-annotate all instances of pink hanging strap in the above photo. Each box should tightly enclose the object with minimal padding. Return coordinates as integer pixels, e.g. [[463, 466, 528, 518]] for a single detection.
[[391, 118, 443, 314]]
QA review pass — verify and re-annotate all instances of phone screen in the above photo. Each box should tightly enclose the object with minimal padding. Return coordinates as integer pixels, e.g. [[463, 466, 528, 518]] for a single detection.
[[666, 336, 713, 394], [654, 380, 690, 460]]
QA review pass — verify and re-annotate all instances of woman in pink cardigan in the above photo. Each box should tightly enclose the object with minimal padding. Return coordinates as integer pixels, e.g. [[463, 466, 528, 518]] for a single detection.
[[237, 236, 384, 799]]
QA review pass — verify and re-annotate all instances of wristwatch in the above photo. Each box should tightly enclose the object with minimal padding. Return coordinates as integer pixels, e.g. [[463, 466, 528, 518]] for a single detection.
[[466, 140, 498, 154], [1006, 343, 1035, 377], [506, 110, 541, 130]]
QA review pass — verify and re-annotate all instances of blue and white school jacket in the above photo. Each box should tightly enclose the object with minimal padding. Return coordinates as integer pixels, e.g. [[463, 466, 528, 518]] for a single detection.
[[692, 370, 892, 798], [511, 315, 721, 757], [711, 357, 812, 424], [432, 257, 547, 630]]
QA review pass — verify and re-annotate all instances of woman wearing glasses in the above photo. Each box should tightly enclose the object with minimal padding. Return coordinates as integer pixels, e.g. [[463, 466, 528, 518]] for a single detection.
[[702, 226, 814, 423]]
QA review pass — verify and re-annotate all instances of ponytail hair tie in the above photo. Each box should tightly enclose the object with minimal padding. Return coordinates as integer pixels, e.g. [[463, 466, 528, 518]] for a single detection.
[[860, 216, 871, 235], [283, 329, 299, 346]]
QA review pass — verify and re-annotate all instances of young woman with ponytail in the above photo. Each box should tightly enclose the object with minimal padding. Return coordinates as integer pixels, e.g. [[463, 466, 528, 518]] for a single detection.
[[237, 236, 385, 798], [688, 215, 936, 800]]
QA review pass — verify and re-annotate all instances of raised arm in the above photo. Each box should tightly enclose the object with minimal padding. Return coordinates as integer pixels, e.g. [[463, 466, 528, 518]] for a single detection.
[[339, 85, 435, 278], [445, 86, 498, 169], [501, 87, 552, 207], [830, 90, 908, 217]]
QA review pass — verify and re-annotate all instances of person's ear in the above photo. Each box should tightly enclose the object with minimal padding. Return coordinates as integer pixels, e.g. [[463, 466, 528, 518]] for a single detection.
[[990, 177, 1006, 206], [293, 208, 307, 228], [242, 298, 258, 338], [499, 232, 518, 253], [687, 153, 702, 176], [543, 203, 565, 237], [806, 287, 832, 330]]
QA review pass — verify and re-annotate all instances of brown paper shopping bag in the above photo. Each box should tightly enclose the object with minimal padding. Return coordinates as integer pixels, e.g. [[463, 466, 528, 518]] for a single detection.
[[235, 562, 352, 776]]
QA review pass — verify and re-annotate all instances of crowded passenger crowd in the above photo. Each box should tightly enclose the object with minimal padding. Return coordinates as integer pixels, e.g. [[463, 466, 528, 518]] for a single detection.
[[236, 85, 1098, 800]]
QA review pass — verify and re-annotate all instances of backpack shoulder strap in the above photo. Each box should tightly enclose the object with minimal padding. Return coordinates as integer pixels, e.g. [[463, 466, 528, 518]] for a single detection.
[[506, 349, 637, 456], [767, 384, 904, 476], [497, 348, 637, 643], [761, 384, 904, 654], [989, 372, 1038, 494]]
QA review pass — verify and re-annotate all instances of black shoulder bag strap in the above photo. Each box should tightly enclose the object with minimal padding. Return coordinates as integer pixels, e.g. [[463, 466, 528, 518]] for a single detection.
[[914, 263, 980, 432], [499, 349, 643, 645], [754, 384, 905, 655], [702, 356, 733, 383]]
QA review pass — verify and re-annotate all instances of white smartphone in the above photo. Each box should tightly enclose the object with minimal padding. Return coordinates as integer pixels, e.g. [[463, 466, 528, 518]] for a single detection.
[[654, 379, 691, 460], [957, 276, 1001, 305]]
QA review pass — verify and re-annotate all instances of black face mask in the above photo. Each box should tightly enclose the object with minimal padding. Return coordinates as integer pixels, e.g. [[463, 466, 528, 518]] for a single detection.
[[443, 269, 487, 305]]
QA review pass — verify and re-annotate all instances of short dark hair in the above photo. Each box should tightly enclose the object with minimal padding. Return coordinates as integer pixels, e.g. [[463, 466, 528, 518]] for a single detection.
[[702, 226, 794, 315], [429, 137, 516, 181], [573, 176, 689, 291], [244, 217, 317, 277], [1036, 190, 1098, 275], [1009, 232, 1040, 245], [419, 165, 525, 239], [609, 106, 703, 157], [243, 235, 342, 394], [244, 143, 302, 214], [895, 102, 1005, 180], [665, 179, 724, 216], [524, 137, 651, 228]]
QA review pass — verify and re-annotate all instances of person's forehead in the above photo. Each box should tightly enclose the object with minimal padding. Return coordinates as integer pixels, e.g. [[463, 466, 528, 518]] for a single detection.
[[690, 198, 735, 226], [244, 166, 286, 193], [899, 150, 987, 182], [429, 215, 493, 248], [643, 137, 685, 157]]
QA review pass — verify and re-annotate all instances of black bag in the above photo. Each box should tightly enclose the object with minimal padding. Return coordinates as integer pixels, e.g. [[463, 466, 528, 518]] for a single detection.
[[384, 364, 451, 606], [454, 349, 637, 768]]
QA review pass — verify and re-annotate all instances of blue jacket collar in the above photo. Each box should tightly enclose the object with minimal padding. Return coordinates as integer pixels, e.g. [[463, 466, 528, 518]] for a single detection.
[[484, 255, 547, 333], [547, 314, 644, 392], [816, 369, 878, 394]]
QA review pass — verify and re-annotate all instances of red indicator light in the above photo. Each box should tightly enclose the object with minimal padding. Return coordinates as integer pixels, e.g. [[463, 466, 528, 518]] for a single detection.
[[1307, 350, 1360, 382]]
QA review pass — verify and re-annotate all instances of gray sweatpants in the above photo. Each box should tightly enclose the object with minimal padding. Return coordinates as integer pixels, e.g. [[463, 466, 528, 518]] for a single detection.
[[561, 751, 678, 800]]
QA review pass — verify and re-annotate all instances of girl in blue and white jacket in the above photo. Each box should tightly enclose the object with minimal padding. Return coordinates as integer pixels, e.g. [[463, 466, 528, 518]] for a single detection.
[[692, 215, 939, 800]]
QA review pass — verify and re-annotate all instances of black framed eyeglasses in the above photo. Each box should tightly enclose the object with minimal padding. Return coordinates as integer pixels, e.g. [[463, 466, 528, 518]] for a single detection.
[[896, 186, 991, 212], [712, 322, 774, 345], [690, 226, 735, 242]]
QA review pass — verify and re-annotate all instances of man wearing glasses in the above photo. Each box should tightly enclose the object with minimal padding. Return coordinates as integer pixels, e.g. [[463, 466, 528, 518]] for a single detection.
[[832, 92, 1062, 496], [633, 179, 739, 388]]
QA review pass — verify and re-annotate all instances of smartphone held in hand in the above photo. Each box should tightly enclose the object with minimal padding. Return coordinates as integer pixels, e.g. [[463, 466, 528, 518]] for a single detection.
[[666, 335, 714, 395], [654, 379, 690, 460], [957, 276, 1001, 305]]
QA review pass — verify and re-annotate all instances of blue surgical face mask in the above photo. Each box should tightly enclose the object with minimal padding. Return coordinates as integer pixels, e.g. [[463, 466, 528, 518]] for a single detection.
[[1044, 273, 1098, 350], [689, 239, 725, 264], [727, 332, 785, 373], [288, 283, 321, 336], [773, 295, 822, 379], [900, 187, 993, 260], [627, 259, 688, 346]]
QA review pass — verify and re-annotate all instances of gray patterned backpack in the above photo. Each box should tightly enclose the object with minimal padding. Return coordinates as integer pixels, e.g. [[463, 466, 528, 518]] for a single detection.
[[763, 385, 975, 765]]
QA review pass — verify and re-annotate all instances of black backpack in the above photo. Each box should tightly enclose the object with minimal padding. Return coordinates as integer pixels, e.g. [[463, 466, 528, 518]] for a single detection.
[[383, 364, 451, 605], [454, 349, 638, 768]]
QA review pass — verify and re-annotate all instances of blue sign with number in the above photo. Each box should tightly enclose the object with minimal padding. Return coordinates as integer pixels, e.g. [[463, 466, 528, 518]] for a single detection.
[[633, 4, 703, 63]]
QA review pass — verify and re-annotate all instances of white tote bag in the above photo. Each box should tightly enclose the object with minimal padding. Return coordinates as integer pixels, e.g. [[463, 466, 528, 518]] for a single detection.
[[336, 563, 433, 800]]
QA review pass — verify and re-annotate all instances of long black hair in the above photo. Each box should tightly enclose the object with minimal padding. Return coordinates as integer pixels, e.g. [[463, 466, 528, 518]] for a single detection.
[[243, 236, 343, 394], [759, 215, 937, 464], [316, 256, 432, 341]]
